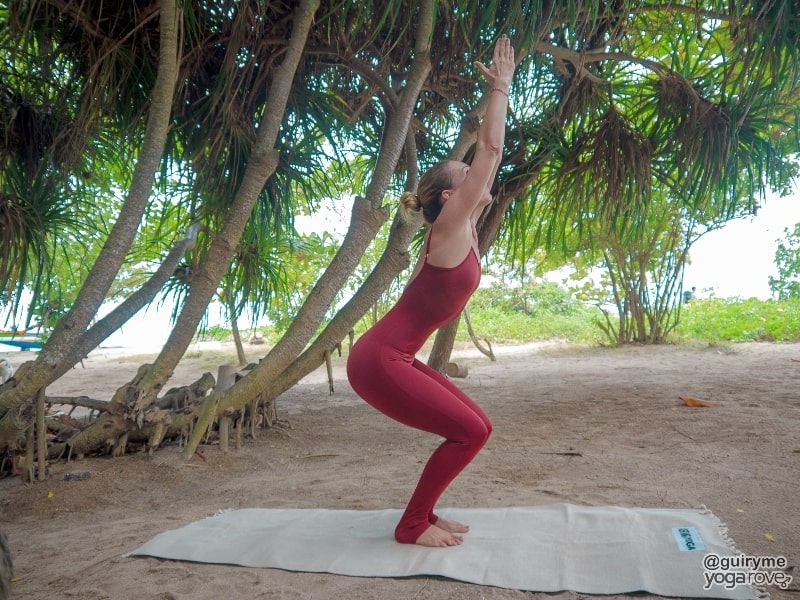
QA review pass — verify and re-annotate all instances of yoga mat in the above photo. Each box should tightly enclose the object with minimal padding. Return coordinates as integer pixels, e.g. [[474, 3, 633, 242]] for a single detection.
[[132, 504, 763, 599]]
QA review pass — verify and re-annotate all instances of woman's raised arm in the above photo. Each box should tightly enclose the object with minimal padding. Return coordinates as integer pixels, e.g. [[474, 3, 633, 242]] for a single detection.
[[439, 35, 516, 225]]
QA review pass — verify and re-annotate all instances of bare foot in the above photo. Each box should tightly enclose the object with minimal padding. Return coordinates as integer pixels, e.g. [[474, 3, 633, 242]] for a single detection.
[[434, 516, 469, 534], [415, 524, 464, 547]]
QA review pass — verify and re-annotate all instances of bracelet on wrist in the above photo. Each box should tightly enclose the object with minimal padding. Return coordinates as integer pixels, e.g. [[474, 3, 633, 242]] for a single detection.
[[491, 87, 510, 99]]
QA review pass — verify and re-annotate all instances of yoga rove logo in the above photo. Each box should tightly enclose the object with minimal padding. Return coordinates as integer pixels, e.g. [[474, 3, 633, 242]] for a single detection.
[[703, 553, 793, 591]]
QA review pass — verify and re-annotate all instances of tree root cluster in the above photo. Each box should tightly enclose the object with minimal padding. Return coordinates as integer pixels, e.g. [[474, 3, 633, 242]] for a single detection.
[[0, 367, 287, 479]]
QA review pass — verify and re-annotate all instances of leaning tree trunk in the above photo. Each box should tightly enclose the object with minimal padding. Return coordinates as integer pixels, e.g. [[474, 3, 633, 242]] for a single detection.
[[208, 128, 427, 437], [427, 165, 545, 371], [0, 229, 195, 417], [219, 207, 423, 416], [3, 229, 197, 409], [138, 0, 319, 394], [228, 297, 248, 366], [427, 85, 566, 372], [42, 0, 180, 357], [181, 0, 437, 461], [181, 195, 390, 460], [0, 0, 181, 450], [61, 0, 321, 459]]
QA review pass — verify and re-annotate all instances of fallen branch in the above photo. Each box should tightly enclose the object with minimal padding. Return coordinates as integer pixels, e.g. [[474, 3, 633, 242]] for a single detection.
[[46, 396, 108, 412]]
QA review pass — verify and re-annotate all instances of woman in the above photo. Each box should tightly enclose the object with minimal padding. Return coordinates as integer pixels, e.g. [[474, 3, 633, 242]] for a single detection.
[[347, 35, 516, 548]]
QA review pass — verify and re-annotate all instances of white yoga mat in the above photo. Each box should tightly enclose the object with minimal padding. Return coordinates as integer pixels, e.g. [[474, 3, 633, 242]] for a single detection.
[[132, 504, 761, 599]]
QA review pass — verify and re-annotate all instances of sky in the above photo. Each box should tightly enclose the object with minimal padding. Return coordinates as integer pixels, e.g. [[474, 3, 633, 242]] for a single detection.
[[683, 186, 800, 300]]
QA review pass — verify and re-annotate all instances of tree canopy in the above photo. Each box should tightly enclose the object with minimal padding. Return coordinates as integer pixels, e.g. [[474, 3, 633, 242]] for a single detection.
[[0, 0, 798, 467]]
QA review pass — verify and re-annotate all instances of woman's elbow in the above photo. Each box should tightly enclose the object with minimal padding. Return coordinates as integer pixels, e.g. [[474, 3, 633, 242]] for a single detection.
[[476, 139, 502, 158]]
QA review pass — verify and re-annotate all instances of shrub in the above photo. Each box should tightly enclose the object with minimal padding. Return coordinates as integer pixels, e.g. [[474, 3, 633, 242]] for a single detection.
[[674, 297, 800, 342]]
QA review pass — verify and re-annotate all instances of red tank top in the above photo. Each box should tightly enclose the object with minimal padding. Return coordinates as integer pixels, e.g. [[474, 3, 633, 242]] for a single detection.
[[362, 233, 481, 355]]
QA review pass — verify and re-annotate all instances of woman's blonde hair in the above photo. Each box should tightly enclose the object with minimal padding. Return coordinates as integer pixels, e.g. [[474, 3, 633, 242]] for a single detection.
[[399, 161, 454, 224]]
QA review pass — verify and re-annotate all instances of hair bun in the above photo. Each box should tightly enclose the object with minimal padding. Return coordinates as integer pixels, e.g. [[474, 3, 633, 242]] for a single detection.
[[399, 191, 422, 219]]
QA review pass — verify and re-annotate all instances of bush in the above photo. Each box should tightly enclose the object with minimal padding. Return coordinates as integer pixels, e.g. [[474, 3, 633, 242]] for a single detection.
[[198, 324, 278, 345], [463, 288, 800, 346], [201, 290, 800, 349], [674, 297, 800, 342], [470, 281, 576, 315], [200, 325, 232, 342], [459, 281, 604, 344]]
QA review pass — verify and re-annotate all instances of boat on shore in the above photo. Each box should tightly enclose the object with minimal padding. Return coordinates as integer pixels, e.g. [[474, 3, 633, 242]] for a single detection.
[[0, 329, 43, 351]]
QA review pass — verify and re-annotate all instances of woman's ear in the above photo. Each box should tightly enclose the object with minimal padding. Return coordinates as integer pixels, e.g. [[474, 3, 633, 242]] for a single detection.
[[441, 189, 452, 203]]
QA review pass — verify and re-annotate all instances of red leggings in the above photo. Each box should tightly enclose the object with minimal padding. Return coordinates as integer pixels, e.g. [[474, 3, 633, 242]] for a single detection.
[[347, 343, 492, 543]]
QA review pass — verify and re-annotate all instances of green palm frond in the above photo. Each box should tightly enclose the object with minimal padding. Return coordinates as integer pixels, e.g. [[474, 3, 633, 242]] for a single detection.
[[0, 160, 81, 322], [555, 107, 653, 238]]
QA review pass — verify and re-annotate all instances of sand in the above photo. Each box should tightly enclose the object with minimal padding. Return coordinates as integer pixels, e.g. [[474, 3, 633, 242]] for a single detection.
[[1, 340, 798, 599]]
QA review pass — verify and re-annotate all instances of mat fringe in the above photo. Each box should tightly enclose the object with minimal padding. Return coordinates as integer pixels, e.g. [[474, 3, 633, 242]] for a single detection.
[[699, 506, 770, 600]]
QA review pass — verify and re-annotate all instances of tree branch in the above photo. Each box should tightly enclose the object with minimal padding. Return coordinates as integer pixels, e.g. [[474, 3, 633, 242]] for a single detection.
[[630, 3, 737, 23]]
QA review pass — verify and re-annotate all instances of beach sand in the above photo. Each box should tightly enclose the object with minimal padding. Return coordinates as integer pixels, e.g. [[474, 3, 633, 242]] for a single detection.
[[1, 340, 798, 599]]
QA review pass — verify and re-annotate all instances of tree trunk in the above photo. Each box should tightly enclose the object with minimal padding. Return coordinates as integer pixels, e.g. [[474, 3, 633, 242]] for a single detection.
[[181, 0, 437, 461], [427, 318, 461, 374], [58, 0, 320, 457], [0, 0, 181, 437], [221, 208, 421, 413], [0, 229, 196, 441], [182, 195, 392, 458], [427, 168, 540, 372], [229, 130, 428, 409], [228, 298, 247, 366], [134, 0, 319, 399], [44, 0, 180, 357], [35, 388, 46, 481]]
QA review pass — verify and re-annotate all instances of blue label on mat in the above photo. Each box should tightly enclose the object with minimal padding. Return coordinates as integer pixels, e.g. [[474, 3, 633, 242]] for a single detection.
[[672, 526, 706, 552]]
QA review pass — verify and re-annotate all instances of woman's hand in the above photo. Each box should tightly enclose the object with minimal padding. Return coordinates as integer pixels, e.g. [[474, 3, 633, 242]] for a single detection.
[[474, 34, 516, 89]]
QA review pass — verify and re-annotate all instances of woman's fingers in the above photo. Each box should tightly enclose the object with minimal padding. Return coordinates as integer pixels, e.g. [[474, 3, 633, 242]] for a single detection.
[[496, 36, 515, 78], [492, 36, 514, 68], [475, 35, 516, 81], [474, 61, 492, 79]]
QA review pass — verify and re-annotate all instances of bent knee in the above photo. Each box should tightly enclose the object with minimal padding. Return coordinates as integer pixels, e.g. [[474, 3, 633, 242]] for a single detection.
[[479, 420, 492, 445], [463, 419, 491, 448], [475, 413, 492, 442]]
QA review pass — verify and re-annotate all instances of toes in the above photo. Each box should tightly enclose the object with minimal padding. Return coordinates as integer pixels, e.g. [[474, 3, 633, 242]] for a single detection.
[[412, 524, 466, 547]]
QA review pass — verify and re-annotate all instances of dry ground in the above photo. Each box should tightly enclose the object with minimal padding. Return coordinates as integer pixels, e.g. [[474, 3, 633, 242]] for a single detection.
[[1, 340, 798, 599]]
